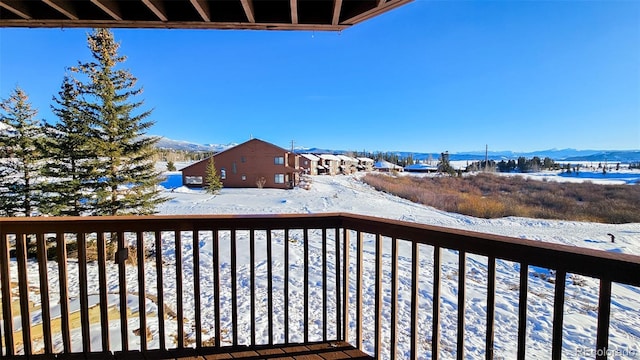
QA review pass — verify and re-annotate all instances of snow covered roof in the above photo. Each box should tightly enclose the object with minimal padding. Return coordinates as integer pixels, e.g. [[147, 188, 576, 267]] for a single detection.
[[405, 163, 438, 171], [337, 155, 357, 162], [301, 153, 320, 162], [374, 160, 404, 170], [357, 157, 375, 163], [319, 154, 341, 161]]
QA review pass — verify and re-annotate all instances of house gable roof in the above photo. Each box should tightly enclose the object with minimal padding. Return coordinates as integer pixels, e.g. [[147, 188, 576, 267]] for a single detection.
[[301, 153, 320, 162], [180, 138, 292, 172]]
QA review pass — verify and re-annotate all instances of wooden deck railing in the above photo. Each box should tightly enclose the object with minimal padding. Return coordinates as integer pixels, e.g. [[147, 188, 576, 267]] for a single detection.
[[0, 214, 639, 359]]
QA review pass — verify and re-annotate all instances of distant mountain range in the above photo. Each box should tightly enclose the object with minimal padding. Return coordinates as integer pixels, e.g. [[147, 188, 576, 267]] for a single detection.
[[155, 137, 235, 153], [154, 137, 640, 163]]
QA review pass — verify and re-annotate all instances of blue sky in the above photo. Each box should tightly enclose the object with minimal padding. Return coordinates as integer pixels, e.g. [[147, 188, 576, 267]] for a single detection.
[[1, 1, 639, 153]]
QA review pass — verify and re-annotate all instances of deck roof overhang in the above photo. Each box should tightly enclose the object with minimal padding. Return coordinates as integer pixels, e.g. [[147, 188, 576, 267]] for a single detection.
[[0, 0, 412, 30]]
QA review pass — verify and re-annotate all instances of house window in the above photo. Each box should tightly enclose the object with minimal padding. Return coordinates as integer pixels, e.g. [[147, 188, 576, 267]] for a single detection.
[[220, 169, 226, 180], [241, 175, 246, 181], [304, 160, 308, 165], [275, 174, 284, 184], [275, 156, 284, 165], [241, 156, 246, 163], [232, 162, 237, 174], [185, 176, 203, 185]]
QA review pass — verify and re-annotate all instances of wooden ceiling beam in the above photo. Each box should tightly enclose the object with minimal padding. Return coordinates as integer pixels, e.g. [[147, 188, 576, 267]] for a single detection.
[[141, 0, 168, 22], [341, 0, 410, 25], [190, 0, 210, 22], [90, 0, 122, 21], [0, 0, 32, 20], [42, 0, 79, 20], [290, 0, 297, 24], [240, 0, 255, 23], [332, 0, 342, 26], [0, 19, 349, 30]]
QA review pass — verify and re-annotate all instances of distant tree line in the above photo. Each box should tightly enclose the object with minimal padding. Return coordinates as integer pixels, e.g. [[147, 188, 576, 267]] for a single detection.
[[152, 148, 216, 163], [0, 29, 165, 217], [466, 156, 560, 173], [350, 150, 416, 166]]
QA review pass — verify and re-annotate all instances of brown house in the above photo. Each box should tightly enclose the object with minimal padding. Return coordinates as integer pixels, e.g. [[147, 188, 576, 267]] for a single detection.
[[181, 138, 299, 189]]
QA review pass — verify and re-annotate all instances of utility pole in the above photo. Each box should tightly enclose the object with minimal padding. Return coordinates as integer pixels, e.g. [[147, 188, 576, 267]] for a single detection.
[[291, 140, 296, 187], [484, 144, 488, 172]]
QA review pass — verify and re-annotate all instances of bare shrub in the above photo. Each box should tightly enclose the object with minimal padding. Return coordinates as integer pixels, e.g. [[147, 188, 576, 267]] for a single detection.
[[361, 173, 640, 223], [256, 176, 266, 189]]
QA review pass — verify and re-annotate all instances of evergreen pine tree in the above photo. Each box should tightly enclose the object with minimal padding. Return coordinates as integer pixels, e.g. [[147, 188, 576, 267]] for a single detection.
[[166, 160, 177, 171], [437, 151, 456, 176], [71, 28, 166, 215], [0, 87, 44, 217], [205, 157, 223, 194], [39, 76, 95, 216]]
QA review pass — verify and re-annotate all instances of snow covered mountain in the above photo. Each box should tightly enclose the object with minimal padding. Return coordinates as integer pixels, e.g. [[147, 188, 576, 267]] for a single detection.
[[152, 136, 639, 162], [154, 136, 235, 152]]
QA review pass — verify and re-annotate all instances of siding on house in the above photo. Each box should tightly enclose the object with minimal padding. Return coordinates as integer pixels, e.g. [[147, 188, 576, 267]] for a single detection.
[[318, 154, 341, 175], [300, 153, 320, 175], [336, 155, 358, 174], [181, 138, 299, 189], [357, 157, 375, 171]]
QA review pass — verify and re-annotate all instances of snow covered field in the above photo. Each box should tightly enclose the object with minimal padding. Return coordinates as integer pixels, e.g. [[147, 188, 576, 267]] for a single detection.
[[159, 173, 640, 358], [4, 172, 640, 359]]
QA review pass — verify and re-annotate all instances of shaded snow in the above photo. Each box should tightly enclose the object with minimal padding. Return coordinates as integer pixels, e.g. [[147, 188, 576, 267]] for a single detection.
[[4, 174, 639, 359]]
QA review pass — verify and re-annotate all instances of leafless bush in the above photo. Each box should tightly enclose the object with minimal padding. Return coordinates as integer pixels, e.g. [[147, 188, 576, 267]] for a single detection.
[[256, 176, 266, 189], [361, 173, 640, 223]]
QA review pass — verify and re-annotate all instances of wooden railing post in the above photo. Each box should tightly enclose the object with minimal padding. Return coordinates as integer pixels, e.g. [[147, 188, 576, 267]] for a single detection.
[[154, 230, 166, 351], [78, 232, 91, 353], [322, 228, 328, 341], [596, 279, 612, 360], [36, 233, 53, 354], [16, 233, 31, 356], [117, 231, 128, 352], [485, 256, 496, 360], [456, 250, 466, 360], [390, 237, 399, 360], [374, 234, 383, 358], [335, 227, 341, 341], [97, 232, 110, 352], [175, 230, 184, 349], [137, 231, 148, 351], [303, 228, 309, 344], [0, 231, 13, 356], [551, 269, 567, 360], [356, 231, 363, 350], [342, 228, 350, 343], [57, 232, 71, 353], [517, 262, 528, 360], [266, 230, 274, 345]]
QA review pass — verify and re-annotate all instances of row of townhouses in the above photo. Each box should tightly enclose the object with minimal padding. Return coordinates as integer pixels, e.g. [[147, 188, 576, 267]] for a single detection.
[[180, 138, 377, 189]]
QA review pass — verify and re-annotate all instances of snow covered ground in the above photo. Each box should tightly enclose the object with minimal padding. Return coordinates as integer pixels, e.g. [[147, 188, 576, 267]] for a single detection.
[[4, 172, 640, 359], [158, 173, 640, 358]]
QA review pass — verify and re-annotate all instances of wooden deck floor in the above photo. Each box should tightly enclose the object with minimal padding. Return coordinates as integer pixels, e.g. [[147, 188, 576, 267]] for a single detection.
[[18, 342, 373, 360]]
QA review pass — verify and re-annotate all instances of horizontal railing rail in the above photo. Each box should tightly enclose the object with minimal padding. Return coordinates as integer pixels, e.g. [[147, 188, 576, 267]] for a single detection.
[[0, 213, 638, 360]]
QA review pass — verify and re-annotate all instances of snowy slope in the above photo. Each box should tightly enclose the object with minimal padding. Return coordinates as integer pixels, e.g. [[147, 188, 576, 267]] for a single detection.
[[155, 174, 640, 358], [157, 174, 639, 255], [7, 174, 639, 359]]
